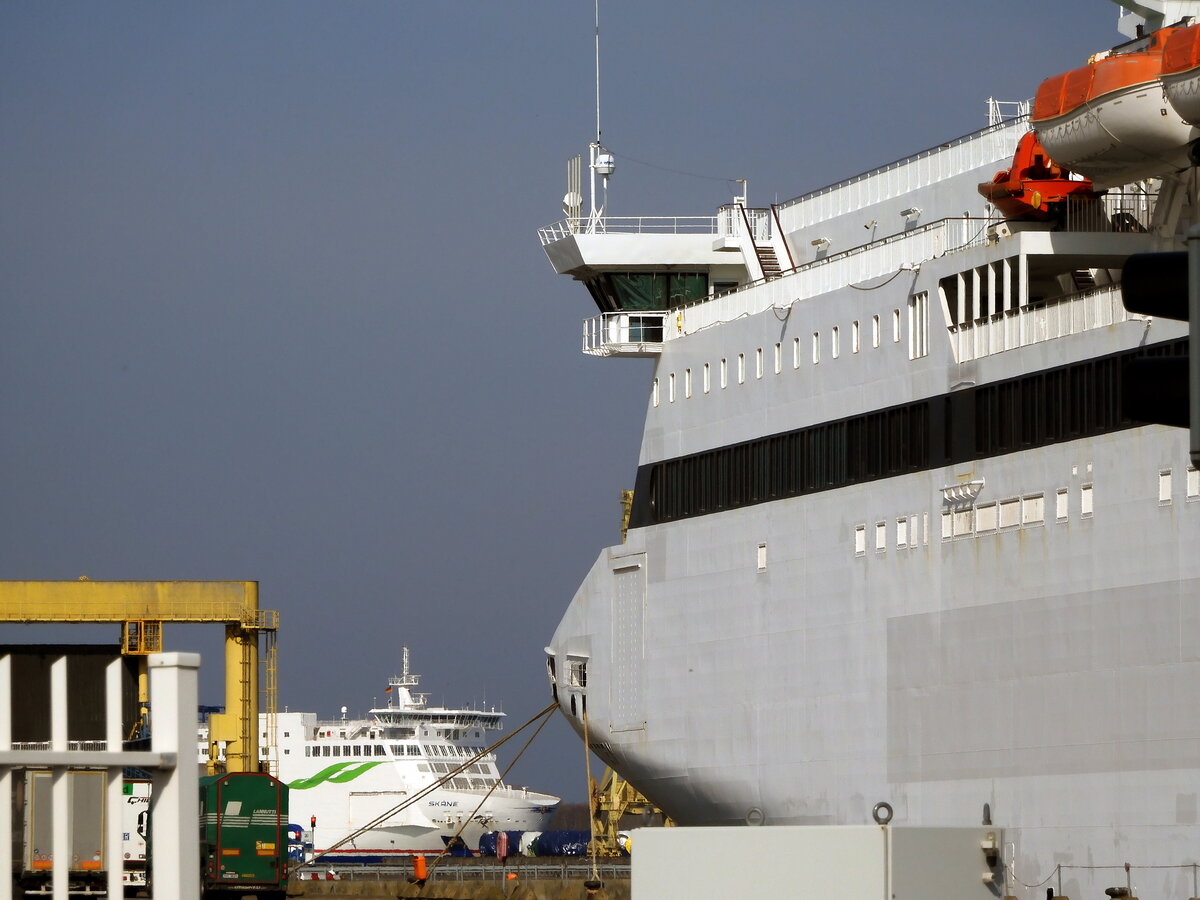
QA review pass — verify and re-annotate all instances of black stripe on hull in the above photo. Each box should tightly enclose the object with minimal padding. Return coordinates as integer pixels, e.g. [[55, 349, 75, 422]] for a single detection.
[[630, 339, 1187, 528]]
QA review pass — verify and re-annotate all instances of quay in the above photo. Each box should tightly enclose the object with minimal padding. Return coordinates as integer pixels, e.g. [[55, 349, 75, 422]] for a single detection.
[[288, 861, 631, 900]]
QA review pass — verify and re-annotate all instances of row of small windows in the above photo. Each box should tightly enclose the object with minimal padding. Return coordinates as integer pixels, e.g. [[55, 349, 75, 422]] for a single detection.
[[856, 468, 1200, 554], [629, 341, 1183, 528], [940, 489, 1073, 539], [652, 301, 929, 407], [1159, 466, 1200, 503], [302, 743, 488, 759], [854, 513, 933, 554], [424, 760, 493, 776], [417, 773, 498, 791], [855, 485, 1096, 555]]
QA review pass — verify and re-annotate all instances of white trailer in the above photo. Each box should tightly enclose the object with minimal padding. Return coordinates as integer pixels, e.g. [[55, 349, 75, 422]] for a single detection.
[[17, 769, 108, 896], [120, 780, 151, 891]]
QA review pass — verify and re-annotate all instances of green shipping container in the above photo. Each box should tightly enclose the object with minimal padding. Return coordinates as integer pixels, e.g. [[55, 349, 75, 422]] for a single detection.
[[199, 772, 289, 899]]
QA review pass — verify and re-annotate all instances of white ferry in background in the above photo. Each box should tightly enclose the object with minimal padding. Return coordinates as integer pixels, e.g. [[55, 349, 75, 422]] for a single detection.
[[199, 649, 558, 861]]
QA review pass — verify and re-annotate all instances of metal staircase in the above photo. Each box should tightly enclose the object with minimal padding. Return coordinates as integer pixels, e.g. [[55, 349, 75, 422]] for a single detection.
[[755, 244, 782, 279]]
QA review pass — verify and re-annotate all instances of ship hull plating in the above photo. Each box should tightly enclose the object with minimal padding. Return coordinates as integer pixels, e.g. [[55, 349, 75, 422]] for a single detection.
[[550, 419, 1200, 896]]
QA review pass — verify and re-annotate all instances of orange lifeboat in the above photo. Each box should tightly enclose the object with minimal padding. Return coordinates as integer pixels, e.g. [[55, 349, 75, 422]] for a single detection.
[[1162, 23, 1200, 124], [1031, 26, 1199, 187], [978, 131, 1098, 221]]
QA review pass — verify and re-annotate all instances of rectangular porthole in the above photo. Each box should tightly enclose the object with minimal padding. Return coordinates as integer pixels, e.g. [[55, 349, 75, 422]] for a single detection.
[[896, 517, 908, 548], [875, 521, 886, 552], [652, 379, 659, 408], [1056, 488, 1068, 521], [852, 320, 861, 353], [908, 292, 929, 359], [1188, 466, 1199, 499], [774, 343, 782, 374], [756, 348, 764, 379], [976, 503, 997, 533], [757, 542, 767, 571], [669, 373, 676, 403], [721, 358, 728, 389], [812, 332, 820, 364], [1159, 469, 1172, 504], [703, 363, 711, 394], [832, 326, 840, 359], [872, 314, 880, 348], [855, 524, 866, 556], [940, 510, 952, 540], [1081, 484, 1094, 517], [685, 368, 693, 399], [999, 498, 1020, 528], [738, 354, 746, 384], [793, 337, 801, 369], [892, 308, 901, 342], [1022, 493, 1044, 525]]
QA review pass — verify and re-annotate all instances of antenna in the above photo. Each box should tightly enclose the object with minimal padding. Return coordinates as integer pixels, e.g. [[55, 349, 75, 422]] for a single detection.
[[594, 0, 601, 147], [587, 0, 614, 228]]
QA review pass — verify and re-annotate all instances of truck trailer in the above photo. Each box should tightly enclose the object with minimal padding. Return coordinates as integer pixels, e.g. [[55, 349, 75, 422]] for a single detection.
[[198, 772, 289, 899], [13, 769, 107, 896]]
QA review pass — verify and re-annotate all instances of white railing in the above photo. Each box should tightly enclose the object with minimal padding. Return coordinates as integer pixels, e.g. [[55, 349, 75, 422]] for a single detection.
[[951, 284, 1130, 363], [717, 205, 771, 241], [987, 97, 1031, 126], [0, 652, 201, 900], [583, 312, 666, 356], [538, 216, 720, 245], [1061, 190, 1156, 234], [677, 217, 974, 335], [776, 116, 1028, 231]]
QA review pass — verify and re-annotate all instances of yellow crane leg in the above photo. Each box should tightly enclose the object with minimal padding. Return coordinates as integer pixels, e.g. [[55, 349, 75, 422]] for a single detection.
[[207, 624, 259, 774]]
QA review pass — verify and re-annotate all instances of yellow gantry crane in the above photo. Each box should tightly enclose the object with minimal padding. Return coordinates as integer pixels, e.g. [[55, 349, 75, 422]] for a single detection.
[[589, 766, 673, 856], [0, 580, 278, 774]]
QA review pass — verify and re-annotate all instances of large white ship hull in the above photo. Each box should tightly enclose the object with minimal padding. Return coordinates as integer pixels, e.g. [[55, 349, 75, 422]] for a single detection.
[[540, 11, 1200, 893]]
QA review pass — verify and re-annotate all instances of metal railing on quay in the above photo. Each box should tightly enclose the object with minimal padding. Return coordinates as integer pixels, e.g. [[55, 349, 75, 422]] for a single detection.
[[293, 860, 632, 883]]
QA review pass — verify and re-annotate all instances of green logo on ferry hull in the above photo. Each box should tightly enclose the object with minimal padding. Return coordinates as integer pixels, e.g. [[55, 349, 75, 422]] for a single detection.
[[289, 761, 386, 790]]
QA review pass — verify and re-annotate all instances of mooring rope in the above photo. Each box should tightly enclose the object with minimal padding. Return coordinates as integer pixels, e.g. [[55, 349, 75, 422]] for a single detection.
[[426, 702, 558, 877], [582, 703, 600, 883]]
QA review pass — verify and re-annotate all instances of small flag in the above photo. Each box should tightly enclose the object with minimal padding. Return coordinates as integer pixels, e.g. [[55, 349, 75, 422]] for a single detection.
[[384, 687, 393, 693]]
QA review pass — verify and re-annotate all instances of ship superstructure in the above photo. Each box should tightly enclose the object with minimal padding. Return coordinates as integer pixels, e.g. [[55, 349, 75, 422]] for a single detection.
[[541, 3, 1200, 898], [199, 649, 558, 861]]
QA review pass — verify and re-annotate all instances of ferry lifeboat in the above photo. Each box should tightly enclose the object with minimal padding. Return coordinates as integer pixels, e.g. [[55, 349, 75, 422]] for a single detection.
[[1031, 26, 1199, 187], [1162, 23, 1200, 123], [978, 130, 1098, 221]]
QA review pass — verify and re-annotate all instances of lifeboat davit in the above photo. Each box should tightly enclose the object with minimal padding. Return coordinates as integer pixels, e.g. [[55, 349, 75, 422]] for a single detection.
[[978, 131, 1098, 221], [1162, 23, 1200, 123], [1031, 26, 1200, 187]]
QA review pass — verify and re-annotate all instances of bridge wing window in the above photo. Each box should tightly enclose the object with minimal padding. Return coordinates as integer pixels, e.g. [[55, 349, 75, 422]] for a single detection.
[[586, 272, 708, 312]]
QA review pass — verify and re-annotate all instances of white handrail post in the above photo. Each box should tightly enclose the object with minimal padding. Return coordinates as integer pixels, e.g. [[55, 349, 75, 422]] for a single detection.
[[51, 656, 68, 900], [0, 655, 11, 900], [105, 659, 125, 899], [149, 652, 201, 900]]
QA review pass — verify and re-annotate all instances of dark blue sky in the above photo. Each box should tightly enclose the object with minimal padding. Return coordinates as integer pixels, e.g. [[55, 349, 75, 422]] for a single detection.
[[0, 1, 1121, 801]]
